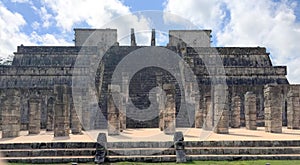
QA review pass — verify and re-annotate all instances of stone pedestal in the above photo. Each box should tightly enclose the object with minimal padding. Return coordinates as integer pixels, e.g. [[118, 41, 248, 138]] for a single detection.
[[264, 85, 282, 133], [163, 84, 176, 135], [231, 96, 241, 128], [213, 85, 229, 134], [287, 87, 300, 129], [203, 95, 213, 130], [244, 92, 257, 130], [54, 85, 70, 137], [28, 97, 41, 134], [2, 89, 21, 138], [107, 85, 120, 136]]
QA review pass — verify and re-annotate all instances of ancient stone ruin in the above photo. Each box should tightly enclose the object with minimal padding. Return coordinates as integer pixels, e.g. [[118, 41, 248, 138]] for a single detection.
[[0, 28, 297, 138]]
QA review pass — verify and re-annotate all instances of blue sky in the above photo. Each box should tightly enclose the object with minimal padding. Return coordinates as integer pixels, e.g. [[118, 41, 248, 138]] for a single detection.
[[0, 0, 300, 83]]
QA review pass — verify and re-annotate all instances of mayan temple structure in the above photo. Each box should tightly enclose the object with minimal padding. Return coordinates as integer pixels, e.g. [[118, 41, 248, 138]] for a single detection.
[[0, 28, 298, 139]]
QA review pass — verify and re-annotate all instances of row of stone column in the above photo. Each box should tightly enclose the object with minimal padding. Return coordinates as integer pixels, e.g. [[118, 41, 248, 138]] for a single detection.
[[107, 83, 177, 136], [194, 84, 287, 134], [1, 85, 82, 138]]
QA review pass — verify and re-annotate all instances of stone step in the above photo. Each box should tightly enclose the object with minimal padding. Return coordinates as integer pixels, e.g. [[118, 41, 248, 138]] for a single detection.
[[107, 141, 174, 148], [108, 148, 175, 156], [0, 142, 96, 149], [185, 146, 300, 155], [187, 154, 300, 161], [184, 140, 300, 147], [107, 140, 300, 148], [107, 154, 300, 162], [107, 146, 300, 156], [0, 156, 94, 164], [107, 155, 176, 162], [0, 148, 96, 157]]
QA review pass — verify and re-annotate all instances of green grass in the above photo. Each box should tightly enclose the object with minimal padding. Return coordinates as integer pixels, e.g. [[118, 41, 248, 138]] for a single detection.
[[7, 160, 300, 165]]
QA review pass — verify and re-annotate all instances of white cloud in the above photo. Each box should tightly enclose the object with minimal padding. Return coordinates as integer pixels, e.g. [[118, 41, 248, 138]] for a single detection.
[[0, 2, 72, 59], [0, 2, 31, 58], [30, 31, 71, 46], [41, 0, 152, 45], [163, 0, 300, 83], [163, 0, 226, 30], [11, 0, 31, 3], [42, 0, 131, 31]]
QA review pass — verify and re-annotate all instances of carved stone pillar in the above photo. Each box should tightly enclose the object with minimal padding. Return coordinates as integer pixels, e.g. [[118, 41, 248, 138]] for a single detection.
[[231, 96, 241, 128], [203, 95, 213, 130], [46, 97, 54, 131], [195, 94, 203, 128], [2, 88, 21, 138], [287, 87, 300, 129], [107, 85, 120, 136], [163, 84, 176, 135], [28, 97, 41, 134], [264, 85, 282, 133], [244, 92, 257, 130], [54, 85, 70, 137], [120, 73, 128, 131], [214, 85, 229, 134]]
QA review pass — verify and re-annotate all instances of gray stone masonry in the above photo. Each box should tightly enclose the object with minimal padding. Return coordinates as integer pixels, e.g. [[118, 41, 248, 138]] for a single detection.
[[214, 85, 229, 134], [107, 85, 120, 136], [1, 88, 21, 138], [231, 96, 241, 128], [245, 92, 257, 130], [28, 96, 41, 134], [287, 86, 300, 129], [264, 85, 283, 133], [163, 84, 176, 135], [54, 85, 70, 137]]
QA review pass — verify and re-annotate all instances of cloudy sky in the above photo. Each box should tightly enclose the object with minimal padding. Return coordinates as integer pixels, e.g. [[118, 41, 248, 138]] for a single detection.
[[0, 0, 299, 83]]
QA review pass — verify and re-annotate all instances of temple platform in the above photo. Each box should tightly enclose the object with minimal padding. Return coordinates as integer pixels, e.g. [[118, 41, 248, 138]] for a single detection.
[[0, 127, 300, 143]]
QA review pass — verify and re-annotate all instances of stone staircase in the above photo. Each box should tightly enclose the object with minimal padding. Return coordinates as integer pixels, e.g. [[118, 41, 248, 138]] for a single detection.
[[2, 140, 300, 163], [106, 140, 300, 162], [0, 142, 96, 163]]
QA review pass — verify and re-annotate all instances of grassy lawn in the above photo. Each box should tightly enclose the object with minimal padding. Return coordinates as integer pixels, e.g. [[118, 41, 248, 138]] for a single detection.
[[7, 160, 300, 165]]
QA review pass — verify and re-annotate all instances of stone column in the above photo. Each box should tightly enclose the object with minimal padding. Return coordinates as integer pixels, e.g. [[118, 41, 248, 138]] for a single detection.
[[287, 88, 300, 129], [120, 73, 128, 131], [46, 97, 55, 131], [264, 85, 283, 133], [203, 95, 213, 130], [156, 72, 164, 131], [244, 92, 257, 130], [54, 85, 70, 137], [70, 98, 82, 134], [195, 94, 203, 128], [66, 86, 82, 134], [2, 88, 21, 138], [213, 85, 229, 134], [163, 84, 176, 135], [81, 87, 90, 130], [231, 96, 241, 128], [28, 97, 41, 134], [107, 85, 120, 136]]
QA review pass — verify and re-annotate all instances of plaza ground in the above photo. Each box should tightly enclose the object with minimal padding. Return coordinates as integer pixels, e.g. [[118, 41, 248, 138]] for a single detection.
[[0, 127, 300, 143]]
